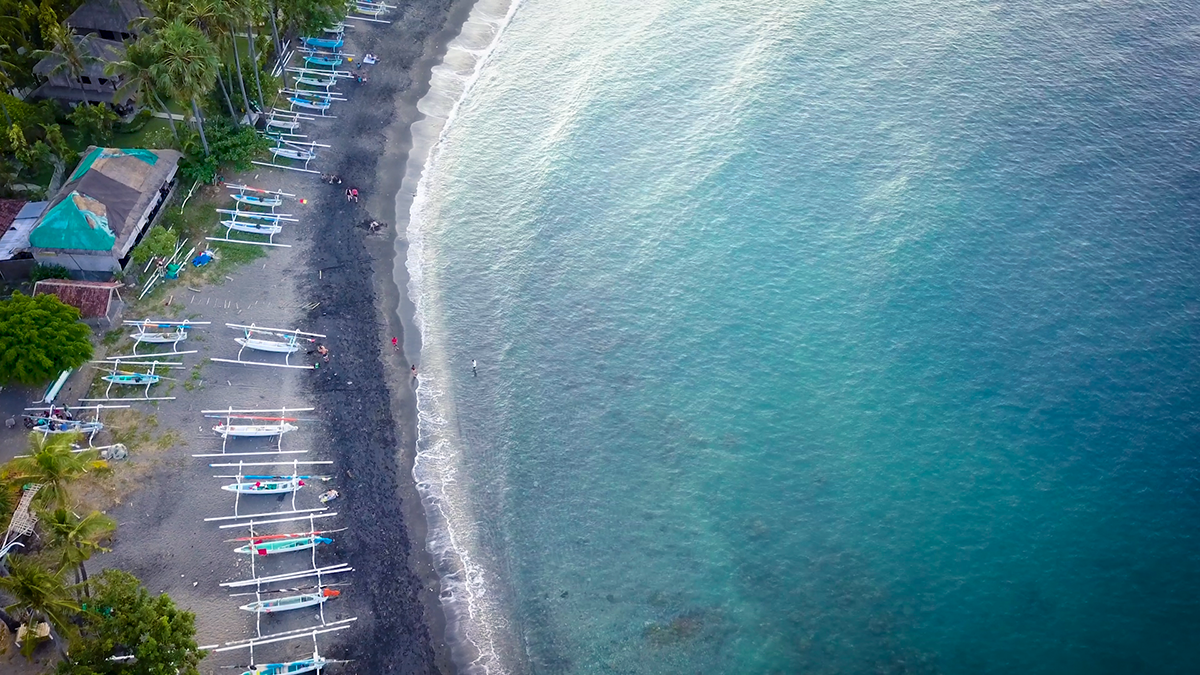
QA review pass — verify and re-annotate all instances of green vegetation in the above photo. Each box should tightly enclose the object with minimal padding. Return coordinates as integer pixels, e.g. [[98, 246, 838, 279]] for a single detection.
[[0, 432, 202, 667], [67, 104, 120, 146], [0, 292, 93, 386], [3, 433, 106, 510], [58, 570, 205, 675], [29, 262, 72, 282], [130, 225, 179, 267]]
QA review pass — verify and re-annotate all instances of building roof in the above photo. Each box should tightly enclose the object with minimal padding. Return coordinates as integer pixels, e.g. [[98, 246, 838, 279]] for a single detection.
[[28, 83, 133, 106], [29, 147, 181, 254], [32, 36, 125, 79], [0, 202, 47, 260], [0, 199, 23, 238], [33, 279, 122, 318], [67, 0, 149, 35]]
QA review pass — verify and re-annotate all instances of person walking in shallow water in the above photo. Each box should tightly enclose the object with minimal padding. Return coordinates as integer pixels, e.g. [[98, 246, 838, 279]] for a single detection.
[[411, 364, 417, 379], [472, 359, 477, 376]]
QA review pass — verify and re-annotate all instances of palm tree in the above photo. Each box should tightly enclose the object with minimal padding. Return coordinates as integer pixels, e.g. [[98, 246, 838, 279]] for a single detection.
[[153, 19, 219, 155], [0, 554, 78, 656], [32, 22, 100, 90], [40, 508, 115, 595], [4, 433, 103, 510], [106, 39, 180, 143], [0, 45, 20, 125]]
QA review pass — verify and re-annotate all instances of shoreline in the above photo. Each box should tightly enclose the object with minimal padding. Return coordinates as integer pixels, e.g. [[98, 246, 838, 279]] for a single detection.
[[301, 0, 486, 671]]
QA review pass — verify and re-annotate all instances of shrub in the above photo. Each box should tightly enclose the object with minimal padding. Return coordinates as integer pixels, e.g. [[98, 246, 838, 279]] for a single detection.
[[29, 263, 72, 282], [67, 103, 120, 147], [131, 225, 178, 267]]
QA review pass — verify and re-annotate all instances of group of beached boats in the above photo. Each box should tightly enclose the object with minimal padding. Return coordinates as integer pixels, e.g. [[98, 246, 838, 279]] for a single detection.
[[197, 404, 354, 673]]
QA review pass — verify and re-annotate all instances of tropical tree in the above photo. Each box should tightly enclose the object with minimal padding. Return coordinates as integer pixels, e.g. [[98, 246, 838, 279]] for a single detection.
[[67, 103, 119, 146], [153, 19, 219, 155], [56, 569, 205, 675], [40, 508, 116, 593], [33, 22, 101, 90], [106, 39, 180, 143], [0, 554, 79, 656], [0, 292, 93, 386], [4, 432, 105, 510]]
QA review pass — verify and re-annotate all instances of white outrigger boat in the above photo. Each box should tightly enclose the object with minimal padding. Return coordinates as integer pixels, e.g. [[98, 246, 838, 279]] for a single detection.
[[239, 588, 340, 614], [222, 476, 306, 494], [222, 219, 285, 236], [126, 319, 209, 354], [196, 407, 317, 458], [295, 74, 338, 89], [212, 420, 300, 438], [211, 323, 327, 369]]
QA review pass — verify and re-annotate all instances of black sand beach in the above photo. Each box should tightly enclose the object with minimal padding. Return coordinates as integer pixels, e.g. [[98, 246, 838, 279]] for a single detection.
[[297, 0, 480, 671]]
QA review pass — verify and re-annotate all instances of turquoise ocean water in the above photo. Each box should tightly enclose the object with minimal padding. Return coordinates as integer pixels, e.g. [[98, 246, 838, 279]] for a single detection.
[[405, 0, 1200, 672]]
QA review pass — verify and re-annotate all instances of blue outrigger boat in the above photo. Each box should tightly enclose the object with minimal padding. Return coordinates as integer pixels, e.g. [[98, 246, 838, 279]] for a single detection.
[[304, 36, 343, 49]]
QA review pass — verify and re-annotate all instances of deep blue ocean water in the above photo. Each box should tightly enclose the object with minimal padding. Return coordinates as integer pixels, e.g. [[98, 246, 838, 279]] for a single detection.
[[405, 0, 1200, 672]]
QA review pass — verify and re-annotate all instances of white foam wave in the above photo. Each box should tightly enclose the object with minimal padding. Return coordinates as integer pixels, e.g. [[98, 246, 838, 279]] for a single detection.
[[399, 0, 523, 672]]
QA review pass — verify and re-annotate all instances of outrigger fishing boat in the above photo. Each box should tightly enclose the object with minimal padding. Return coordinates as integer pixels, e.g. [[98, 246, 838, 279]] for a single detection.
[[235, 535, 332, 556], [212, 418, 300, 438], [286, 96, 331, 112], [221, 219, 284, 236], [239, 588, 340, 614], [303, 35, 343, 49], [232, 193, 282, 208], [126, 319, 209, 353], [271, 144, 319, 162], [222, 476, 306, 494], [295, 74, 338, 89], [241, 655, 328, 675], [303, 54, 342, 68], [24, 416, 103, 434]]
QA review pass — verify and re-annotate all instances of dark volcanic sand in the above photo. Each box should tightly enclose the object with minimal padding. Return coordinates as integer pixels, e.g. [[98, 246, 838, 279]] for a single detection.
[[300, 1, 479, 673]]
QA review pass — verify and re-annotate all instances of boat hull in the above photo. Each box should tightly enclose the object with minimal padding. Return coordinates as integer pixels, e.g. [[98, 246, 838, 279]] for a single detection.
[[132, 331, 186, 343], [213, 422, 298, 437], [239, 590, 337, 614], [223, 220, 284, 235], [223, 479, 303, 494], [234, 536, 331, 556], [270, 146, 319, 160], [242, 657, 326, 674], [235, 337, 300, 353], [286, 98, 330, 111], [102, 374, 160, 386], [232, 194, 283, 208]]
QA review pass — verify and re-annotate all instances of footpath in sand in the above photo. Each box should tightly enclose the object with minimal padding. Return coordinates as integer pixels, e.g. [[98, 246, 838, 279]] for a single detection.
[[91, 2, 483, 673]]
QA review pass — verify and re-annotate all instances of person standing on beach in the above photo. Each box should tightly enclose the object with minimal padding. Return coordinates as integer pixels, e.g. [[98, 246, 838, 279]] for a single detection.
[[346, 188, 353, 202], [392, 337, 399, 351]]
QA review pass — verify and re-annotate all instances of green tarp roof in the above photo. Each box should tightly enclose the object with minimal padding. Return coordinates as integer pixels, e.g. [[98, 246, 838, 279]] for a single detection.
[[28, 191, 116, 251]]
